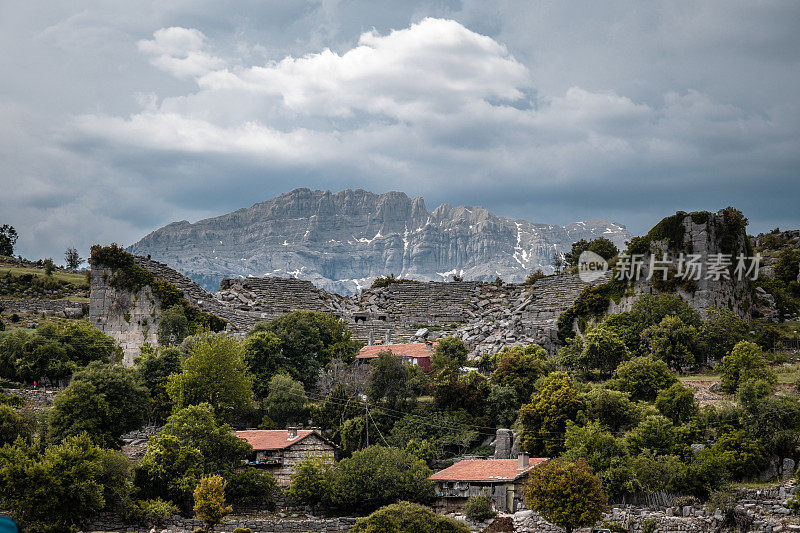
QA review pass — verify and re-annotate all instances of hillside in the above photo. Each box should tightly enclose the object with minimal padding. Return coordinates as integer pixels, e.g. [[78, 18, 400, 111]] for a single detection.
[[129, 188, 631, 294]]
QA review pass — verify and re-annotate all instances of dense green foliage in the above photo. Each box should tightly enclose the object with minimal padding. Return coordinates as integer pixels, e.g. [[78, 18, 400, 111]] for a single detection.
[[564, 237, 619, 267], [0, 434, 131, 531], [523, 458, 607, 533], [430, 336, 469, 372], [167, 334, 254, 421], [351, 501, 469, 533], [464, 493, 496, 522], [719, 341, 776, 394], [193, 474, 232, 531], [249, 310, 360, 388], [48, 362, 150, 447], [0, 320, 122, 383], [520, 372, 584, 456]]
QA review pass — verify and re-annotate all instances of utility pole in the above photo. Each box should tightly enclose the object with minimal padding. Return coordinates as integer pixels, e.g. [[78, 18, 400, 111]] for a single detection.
[[365, 399, 369, 447]]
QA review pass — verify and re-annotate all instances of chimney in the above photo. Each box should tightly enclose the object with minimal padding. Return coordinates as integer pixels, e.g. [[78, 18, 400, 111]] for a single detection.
[[518, 452, 529, 470], [368, 330, 375, 345], [287, 427, 298, 439], [385, 330, 392, 345]]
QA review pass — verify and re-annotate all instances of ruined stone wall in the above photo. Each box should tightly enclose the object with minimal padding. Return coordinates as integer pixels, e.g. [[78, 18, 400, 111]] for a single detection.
[[89, 267, 160, 366], [81, 514, 358, 533], [0, 298, 87, 318]]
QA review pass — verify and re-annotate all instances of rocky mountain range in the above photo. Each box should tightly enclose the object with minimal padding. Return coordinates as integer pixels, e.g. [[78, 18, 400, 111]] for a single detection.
[[129, 188, 631, 294]]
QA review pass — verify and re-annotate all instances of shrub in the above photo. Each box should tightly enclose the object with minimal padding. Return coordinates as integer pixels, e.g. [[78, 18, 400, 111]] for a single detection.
[[720, 341, 776, 394], [225, 469, 276, 509], [232, 529, 251, 533], [351, 501, 469, 533], [464, 493, 496, 522], [523, 458, 607, 533], [127, 498, 179, 526], [614, 356, 677, 402], [329, 446, 434, 511], [193, 475, 232, 532], [288, 456, 335, 507], [640, 518, 659, 533]]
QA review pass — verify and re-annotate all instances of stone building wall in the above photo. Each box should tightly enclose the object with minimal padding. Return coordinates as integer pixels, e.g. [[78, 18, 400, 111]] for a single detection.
[[256, 434, 337, 486]]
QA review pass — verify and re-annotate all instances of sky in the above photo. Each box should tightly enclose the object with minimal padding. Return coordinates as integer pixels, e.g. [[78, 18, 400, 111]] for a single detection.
[[2, 1, 799, 263]]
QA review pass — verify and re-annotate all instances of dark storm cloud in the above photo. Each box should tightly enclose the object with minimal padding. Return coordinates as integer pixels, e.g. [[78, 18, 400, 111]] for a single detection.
[[1, 1, 798, 263]]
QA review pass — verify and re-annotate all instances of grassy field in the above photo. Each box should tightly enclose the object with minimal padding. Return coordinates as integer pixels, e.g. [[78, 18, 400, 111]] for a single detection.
[[0, 265, 87, 286]]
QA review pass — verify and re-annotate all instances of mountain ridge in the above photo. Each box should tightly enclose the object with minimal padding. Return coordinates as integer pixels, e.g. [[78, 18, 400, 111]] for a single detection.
[[129, 188, 631, 294]]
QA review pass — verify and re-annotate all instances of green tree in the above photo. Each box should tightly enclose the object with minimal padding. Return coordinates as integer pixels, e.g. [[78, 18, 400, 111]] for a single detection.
[[287, 455, 335, 507], [64, 246, 83, 270], [562, 326, 629, 378], [48, 362, 150, 447], [490, 344, 548, 402], [251, 311, 360, 388], [351, 501, 469, 533], [720, 341, 776, 394], [0, 433, 111, 530], [167, 334, 254, 421], [225, 469, 277, 509], [161, 403, 251, 473], [194, 474, 232, 532], [614, 356, 677, 401], [630, 294, 702, 329], [485, 384, 519, 428], [43, 258, 55, 276], [655, 383, 699, 424], [564, 237, 619, 267], [563, 421, 627, 476], [0, 405, 34, 446], [775, 248, 800, 285], [367, 351, 425, 412], [242, 330, 283, 397], [624, 415, 677, 456], [264, 373, 308, 428], [523, 458, 607, 533], [135, 345, 182, 423], [520, 372, 584, 456], [430, 337, 469, 372], [641, 315, 698, 369], [580, 388, 639, 432], [433, 369, 488, 416], [0, 225, 18, 257], [697, 308, 749, 362], [329, 446, 434, 511], [135, 434, 203, 511], [630, 450, 685, 494], [158, 305, 190, 347]]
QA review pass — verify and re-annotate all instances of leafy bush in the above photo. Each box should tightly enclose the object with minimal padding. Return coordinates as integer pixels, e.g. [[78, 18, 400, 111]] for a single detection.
[[232, 528, 252, 533], [193, 475, 232, 532], [464, 493, 496, 522], [225, 469, 276, 509], [127, 498, 179, 526], [719, 341, 776, 394], [613, 356, 677, 402], [329, 446, 434, 511], [351, 501, 469, 533]]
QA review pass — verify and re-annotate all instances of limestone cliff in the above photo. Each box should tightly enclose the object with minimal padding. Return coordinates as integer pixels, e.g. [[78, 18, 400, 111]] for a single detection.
[[129, 188, 630, 294]]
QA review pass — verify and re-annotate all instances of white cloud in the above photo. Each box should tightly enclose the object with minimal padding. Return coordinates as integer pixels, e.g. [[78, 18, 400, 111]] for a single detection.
[[138, 27, 225, 78]]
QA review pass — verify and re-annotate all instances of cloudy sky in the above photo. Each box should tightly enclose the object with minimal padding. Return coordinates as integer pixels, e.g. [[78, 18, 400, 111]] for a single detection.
[[2, 1, 799, 262]]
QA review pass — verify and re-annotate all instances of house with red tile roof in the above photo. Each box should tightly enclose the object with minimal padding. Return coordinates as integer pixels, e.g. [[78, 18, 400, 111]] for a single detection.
[[236, 428, 338, 485], [429, 454, 548, 512], [356, 342, 435, 372]]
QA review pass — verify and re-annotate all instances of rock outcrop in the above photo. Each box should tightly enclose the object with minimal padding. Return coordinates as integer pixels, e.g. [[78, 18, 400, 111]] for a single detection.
[[129, 188, 630, 294]]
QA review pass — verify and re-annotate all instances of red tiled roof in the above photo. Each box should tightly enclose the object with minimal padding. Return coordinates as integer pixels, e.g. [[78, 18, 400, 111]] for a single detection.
[[428, 458, 548, 482], [357, 342, 435, 359], [236, 430, 319, 451]]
